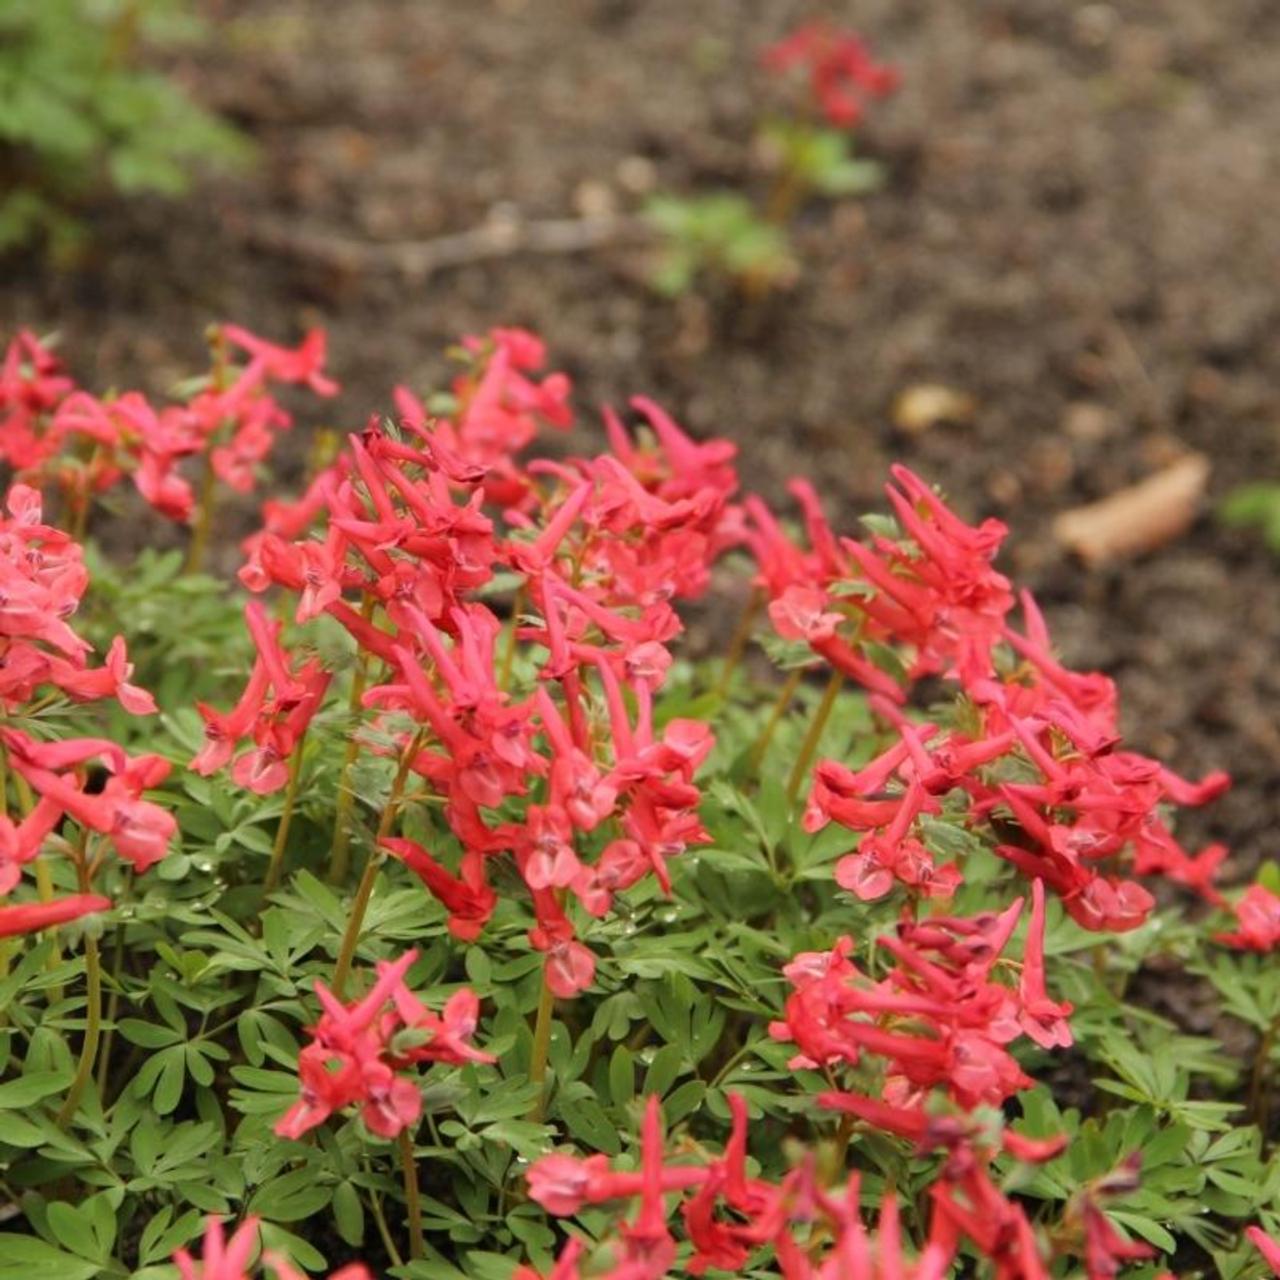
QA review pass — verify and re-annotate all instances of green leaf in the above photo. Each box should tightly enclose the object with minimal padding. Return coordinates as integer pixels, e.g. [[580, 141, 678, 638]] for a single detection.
[[45, 1202, 101, 1263], [0, 1071, 71, 1109], [117, 1019, 182, 1049], [250, 1168, 333, 1222], [0, 1234, 102, 1280], [559, 1097, 621, 1156], [608, 1046, 635, 1108], [333, 1181, 365, 1247]]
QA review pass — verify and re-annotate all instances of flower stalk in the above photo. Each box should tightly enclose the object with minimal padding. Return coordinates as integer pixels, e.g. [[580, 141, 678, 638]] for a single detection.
[[398, 1128, 425, 1261], [786, 669, 844, 804], [331, 731, 422, 999]]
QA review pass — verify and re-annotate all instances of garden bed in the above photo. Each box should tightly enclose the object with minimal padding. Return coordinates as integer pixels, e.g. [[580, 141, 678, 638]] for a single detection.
[[3, 0, 1277, 870]]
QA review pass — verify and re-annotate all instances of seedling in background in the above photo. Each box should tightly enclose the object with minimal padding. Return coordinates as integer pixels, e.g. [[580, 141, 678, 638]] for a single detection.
[[645, 22, 898, 301], [757, 23, 898, 223]]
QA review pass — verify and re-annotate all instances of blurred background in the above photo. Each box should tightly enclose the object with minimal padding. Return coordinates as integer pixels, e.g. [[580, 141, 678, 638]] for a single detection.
[[3, 0, 1278, 866]]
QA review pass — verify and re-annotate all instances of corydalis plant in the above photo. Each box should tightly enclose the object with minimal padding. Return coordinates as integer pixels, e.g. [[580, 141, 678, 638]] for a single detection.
[[0, 323, 1272, 1280], [647, 23, 899, 299], [0, 325, 338, 564]]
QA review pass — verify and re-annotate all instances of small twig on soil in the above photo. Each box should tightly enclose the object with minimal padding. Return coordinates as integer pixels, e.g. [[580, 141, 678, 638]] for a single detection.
[[238, 211, 654, 282]]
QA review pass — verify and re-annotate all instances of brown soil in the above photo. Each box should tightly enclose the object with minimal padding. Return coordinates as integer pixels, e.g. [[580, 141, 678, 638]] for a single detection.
[[3, 0, 1278, 869]]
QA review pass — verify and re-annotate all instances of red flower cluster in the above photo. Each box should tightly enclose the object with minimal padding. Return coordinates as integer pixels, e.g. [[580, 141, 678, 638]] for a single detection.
[[191, 600, 332, 793], [771, 880, 1070, 1111], [526, 1091, 1151, 1280], [762, 23, 901, 129], [0, 483, 171, 937], [395, 326, 572, 509], [275, 948, 492, 1141], [174, 1215, 369, 1280], [0, 326, 336, 524], [0, 484, 152, 712], [753, 467, 1230, 931], [205, 333, 739, 997]]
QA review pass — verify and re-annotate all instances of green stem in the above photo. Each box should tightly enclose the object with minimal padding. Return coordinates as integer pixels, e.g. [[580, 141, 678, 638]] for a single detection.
[[33, 855, 64, 998], [328, 593, 377, 885], [500, 584, 526, 691], [786, 670, 845, 804], [365, 1159, 404, 1269], [747, 667, 805, 773], [331, 855, 381, 1001], [832, 1110, 856, 1174], [1250, 1018, 1278, 1133], [331, 733, 421, 999], [263, 733, 308, 898], [716, 587, 763, 696], [185, 452, 219, 576], [68, 490, 90, 545], [527, 963, 557, 1124], [56, 932, 101, 1127], [95, 917, 128, 1097], [398, 1128, 425, 1261]]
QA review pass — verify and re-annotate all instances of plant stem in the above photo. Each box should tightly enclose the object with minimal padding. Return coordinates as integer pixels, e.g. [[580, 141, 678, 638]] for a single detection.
[[500, 584, 526, 691], [331, 733, 422, 999], [786, 670, 845, 804], [68, 491, 90, 545], [185, 452, 219, 575], [328, 593, 377, 885], [747, 668, 805, 772], [365, 1159, 404, 1269], [33, 855, 65, 998], [1250, 1017, 1278, 1133], [765, 163, 804, 228], [832, 1110, 856, 1173], [716, 587, 763, 696], [263, 733, 308, 898], [56, 859, 102, 1127], [398, 1128, 425, 1261], [95, 914, 128, 1097], [527, 963, 557, 1124]]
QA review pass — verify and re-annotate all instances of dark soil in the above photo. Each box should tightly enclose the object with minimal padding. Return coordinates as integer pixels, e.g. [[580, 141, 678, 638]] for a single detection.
[[3, 0, 1278, 869]]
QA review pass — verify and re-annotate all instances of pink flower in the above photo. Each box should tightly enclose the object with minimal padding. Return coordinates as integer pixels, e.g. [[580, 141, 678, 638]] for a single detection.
[[1216, 884, 1280, 953], [0, 894, 111, 938], [275, 950, 491, 1142], [762, 23, 900, 129], [1248, 1226, 1280, 1276]]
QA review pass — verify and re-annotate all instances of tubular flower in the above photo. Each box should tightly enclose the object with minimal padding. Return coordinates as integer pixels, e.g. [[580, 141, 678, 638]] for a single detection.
[[1248, 1226, 1280, 1276], [0, 893, 112, 938], [769, 903, 1073, 1109], [173, 1215, 371, 1280], [1215, 884, 1280, 952], [3, 325, 337, 524], [274, 950, 493, 1142]]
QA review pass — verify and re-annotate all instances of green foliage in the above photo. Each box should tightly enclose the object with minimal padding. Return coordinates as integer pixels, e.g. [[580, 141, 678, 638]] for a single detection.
[[761, 120, 885, 198], [0, 0, 248, 255], [1221, 483, 1280, 556], [644, 193, 796, 297], [0, 581, 1274, 1276]]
